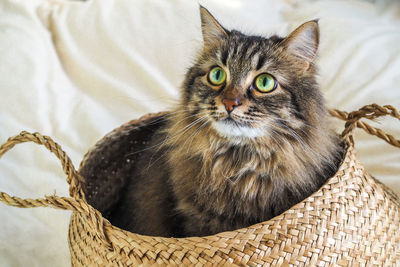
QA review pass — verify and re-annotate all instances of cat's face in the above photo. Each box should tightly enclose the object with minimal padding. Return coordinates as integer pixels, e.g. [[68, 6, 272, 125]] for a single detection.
[[181, 7, 326, 142]]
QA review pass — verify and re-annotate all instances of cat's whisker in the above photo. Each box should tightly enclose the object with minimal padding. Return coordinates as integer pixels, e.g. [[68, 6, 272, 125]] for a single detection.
[[126, 111, 209, 157], [184, 119, 210, 155], [146, 114, 210, 170], [267, 127, 292, 154], [269, 122, 324, 168], [162, 114, 209, 149], [270, 118, 339, 169], [148, 111, 209, 156], [270, 122, 311, 149], [274, 122, 335, 166], [273, 117, 319, 132]]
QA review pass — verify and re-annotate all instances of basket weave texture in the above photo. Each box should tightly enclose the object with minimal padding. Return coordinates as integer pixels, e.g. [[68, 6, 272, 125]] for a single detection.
[[1, 104, 400, 266]]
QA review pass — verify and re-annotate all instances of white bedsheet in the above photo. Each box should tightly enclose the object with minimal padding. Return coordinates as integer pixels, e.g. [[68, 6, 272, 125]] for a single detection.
[[1, 0, 399, 266]]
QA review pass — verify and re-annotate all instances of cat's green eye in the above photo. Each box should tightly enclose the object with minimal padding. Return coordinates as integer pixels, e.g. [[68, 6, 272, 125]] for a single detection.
[[208, 66, 226, 86], [254, 73, 277, 93]]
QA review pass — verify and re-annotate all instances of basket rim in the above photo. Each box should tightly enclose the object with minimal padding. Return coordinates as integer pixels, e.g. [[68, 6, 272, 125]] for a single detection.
[[79, 111, 355, 244]]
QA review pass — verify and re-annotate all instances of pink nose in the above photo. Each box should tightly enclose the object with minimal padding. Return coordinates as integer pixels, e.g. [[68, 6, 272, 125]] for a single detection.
[[222, 98, 241, 113]]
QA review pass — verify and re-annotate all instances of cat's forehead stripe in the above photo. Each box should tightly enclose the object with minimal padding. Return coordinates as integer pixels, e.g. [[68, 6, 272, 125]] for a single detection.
[[238, 41, 253, 61], [256, 54, 267, 71], [229, 42, 242, 59], [220, 48, 229, 66], [248, 42, 263, 60]]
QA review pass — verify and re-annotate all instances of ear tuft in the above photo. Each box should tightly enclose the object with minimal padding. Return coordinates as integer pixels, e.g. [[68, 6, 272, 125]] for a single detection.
[[282, 20, 319, 64], [199, 6, 228, 46]]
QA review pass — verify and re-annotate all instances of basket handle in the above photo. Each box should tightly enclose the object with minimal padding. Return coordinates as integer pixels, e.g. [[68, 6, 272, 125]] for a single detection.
[[329, 104, 400, 148], [0, 131, 85, 199], [0, 131, 112, 249]]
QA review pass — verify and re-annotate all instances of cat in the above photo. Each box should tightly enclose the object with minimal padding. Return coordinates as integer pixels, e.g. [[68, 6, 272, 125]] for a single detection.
[[111, 6, 343, 237]]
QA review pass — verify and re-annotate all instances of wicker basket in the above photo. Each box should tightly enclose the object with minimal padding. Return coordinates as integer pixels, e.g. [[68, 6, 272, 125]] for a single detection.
[[1, 104, 400, 266]]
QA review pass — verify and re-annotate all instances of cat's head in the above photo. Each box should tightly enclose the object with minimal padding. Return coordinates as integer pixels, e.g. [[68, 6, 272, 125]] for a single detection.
[[180, 7, 327, 143]]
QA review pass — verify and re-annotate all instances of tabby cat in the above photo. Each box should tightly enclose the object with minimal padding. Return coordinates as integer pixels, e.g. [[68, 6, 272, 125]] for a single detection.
[[112, 6, 343, 237]]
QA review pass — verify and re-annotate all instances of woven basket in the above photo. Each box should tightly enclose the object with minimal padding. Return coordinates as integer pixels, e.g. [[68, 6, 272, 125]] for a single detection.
[[1, 104, 400, 266]]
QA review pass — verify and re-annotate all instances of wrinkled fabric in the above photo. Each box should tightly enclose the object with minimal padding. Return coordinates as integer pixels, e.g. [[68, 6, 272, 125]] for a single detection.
[[0, 0, 399, 266]]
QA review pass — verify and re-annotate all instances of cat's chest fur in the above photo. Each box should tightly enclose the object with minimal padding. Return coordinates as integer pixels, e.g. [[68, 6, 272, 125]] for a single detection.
[[165, 128, 310, 235]]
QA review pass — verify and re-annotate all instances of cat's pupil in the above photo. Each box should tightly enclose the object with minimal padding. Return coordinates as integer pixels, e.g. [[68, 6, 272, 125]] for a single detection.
[[262, 77, 267, 87], [215, 70, 220, 80]]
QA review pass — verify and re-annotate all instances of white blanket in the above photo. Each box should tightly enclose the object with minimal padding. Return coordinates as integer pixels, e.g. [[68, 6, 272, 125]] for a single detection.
[[1, 0, 399, 266]]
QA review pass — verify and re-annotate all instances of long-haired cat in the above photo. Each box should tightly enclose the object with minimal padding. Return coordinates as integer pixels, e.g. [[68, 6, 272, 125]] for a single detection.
[[111, 7, 343, 237]]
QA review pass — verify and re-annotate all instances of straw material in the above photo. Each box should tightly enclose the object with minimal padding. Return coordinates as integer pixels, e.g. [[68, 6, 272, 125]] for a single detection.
[[1, 104, 400, 266]]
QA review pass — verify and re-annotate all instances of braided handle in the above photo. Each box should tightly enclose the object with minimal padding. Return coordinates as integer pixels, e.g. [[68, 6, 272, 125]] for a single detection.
[[0, 131, 85, 199], [0, 192, 111, 249], [0, 131, 112, 249], [329, 104, 400, 148]]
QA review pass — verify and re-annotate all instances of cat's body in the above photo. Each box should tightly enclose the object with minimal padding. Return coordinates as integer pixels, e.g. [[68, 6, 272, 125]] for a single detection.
[[112, 7, 343, 237]]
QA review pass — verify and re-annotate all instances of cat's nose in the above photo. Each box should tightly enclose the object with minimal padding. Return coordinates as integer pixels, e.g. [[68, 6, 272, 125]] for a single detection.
[[222, 98, 241, 113]]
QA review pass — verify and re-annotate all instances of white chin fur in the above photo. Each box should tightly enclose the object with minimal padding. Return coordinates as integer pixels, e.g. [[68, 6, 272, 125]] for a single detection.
[[213, 120, 267, 139]]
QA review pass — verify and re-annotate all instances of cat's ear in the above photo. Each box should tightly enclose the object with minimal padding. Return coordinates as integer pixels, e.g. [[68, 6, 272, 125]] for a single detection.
[[200, 6, 228, 46], [282, 20, 319, 67]]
